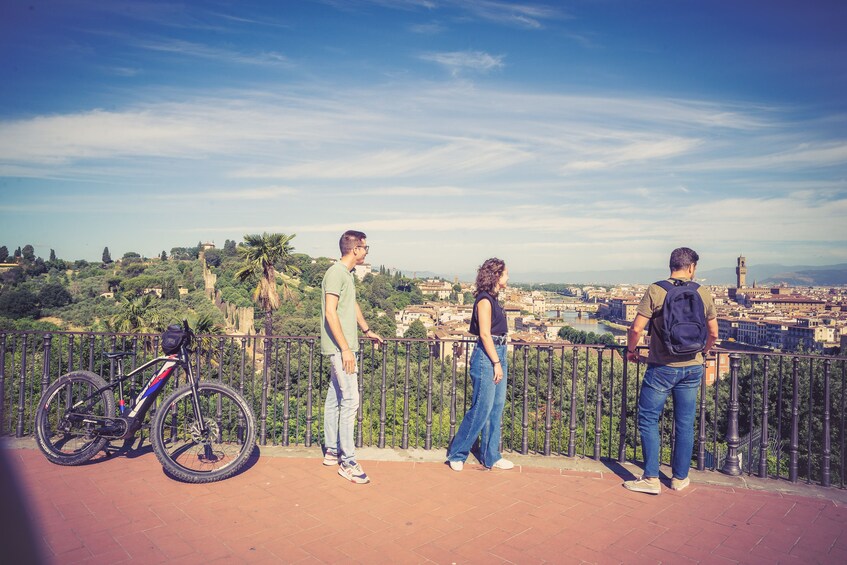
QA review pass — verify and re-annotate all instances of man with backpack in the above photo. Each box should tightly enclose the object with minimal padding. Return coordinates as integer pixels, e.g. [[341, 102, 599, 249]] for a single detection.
[[623, 247, 719, 495]]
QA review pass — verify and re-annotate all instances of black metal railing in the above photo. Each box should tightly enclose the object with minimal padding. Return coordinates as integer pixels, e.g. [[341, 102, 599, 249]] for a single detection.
[[1, 329, 845, 488]]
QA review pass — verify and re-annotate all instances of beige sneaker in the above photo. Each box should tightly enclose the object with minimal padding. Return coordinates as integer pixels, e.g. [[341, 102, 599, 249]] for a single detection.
[[671, 477, 690, 491], [492, 458, 514, 470], [448, 460, 464, 472], [623, 475, 661, 495]]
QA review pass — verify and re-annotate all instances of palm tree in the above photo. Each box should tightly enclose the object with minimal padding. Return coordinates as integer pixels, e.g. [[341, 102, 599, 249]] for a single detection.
[[235, 233, 300, 336], [109, 293, 165, 351], [188, 312, 225, 362]]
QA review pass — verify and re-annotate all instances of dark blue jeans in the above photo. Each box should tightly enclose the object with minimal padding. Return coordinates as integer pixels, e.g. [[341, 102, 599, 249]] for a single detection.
[[637, 363, 703, 480], [447, 343, 508, 467]]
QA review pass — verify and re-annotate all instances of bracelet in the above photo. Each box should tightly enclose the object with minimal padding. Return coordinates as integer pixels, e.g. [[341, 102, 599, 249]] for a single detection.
[[362, 327, 370, 333], [494, 361, 501, 365]]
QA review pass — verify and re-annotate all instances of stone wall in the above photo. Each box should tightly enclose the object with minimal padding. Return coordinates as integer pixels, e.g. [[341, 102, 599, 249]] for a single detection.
[[201, 255, 256, 335]]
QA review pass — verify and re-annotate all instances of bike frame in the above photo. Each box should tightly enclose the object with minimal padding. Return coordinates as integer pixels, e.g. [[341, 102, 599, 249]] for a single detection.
[[69, 344, 204, 439]]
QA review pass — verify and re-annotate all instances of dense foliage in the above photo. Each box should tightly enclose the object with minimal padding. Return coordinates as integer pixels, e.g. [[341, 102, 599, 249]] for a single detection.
[[0, 239, 433, 339]]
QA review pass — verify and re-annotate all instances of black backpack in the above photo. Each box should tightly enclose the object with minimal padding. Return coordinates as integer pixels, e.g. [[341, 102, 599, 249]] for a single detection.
[[652, 279, 707, 356], [161, 323, 188, 355]]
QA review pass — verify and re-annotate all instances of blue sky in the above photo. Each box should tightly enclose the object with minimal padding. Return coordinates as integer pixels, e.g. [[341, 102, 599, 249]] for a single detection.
[[1, 0, 846, 280]]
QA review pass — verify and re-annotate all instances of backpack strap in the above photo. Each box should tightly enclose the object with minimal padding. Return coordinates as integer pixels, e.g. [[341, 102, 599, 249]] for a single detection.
[[655, 280, 674, 292], [667, 278, 700, 289], [648, 280, 673, 334]]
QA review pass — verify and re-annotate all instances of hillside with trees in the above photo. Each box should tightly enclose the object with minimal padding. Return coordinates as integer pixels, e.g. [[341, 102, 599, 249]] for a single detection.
[[0, 236, 425, 339]]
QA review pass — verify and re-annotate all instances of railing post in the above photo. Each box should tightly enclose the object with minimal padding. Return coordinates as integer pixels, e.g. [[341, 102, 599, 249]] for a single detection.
[[306, 340, 315, 448], [239, 337, 247, 397], [521, 346, 529, 455], [41, 333, 53, 392], [356, 342, 365, 448], [698, 357, 707, 471], [0, 332, 6, 435], [721, 353, 742, 476], [449, 343, 459, 440], [216, 337, 225, 383], [379, 347, 388, 448], [16, 334, 28, 438], [822, 358, 832, 487], [87, 334, 95, 373], [282, 340, 291, 446], [259, 336, 271, 445], [841, 360, 846, 490], [789, 356, 800, 483], [401, 342, 411, 450], [567, 347, 578, 458], [807, 358, 814, 483], [425, 353, 434, 450], [759, 356, 770, 478], [108, 334, 117, 381], [594, 349, 603, 461], [67, 334, 74, 374], [618, 347, 628, 463], [543, 347, 553, 456]]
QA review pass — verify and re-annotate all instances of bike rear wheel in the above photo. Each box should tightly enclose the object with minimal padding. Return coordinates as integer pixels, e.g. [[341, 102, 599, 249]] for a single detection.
[[35, 371, 115, 466], [151, 381, 256, 483]]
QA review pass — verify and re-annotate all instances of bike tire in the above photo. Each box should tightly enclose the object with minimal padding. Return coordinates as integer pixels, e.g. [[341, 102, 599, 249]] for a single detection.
[[151, 381, 256, 483], [35, 370, 115, 466]]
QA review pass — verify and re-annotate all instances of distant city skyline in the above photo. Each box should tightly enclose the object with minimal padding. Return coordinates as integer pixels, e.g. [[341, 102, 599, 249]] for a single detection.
[[1, 1, 846, 275]]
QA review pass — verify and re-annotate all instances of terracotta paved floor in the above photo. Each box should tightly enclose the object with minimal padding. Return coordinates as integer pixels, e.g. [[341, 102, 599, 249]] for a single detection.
[[3, 443, 847, 564]]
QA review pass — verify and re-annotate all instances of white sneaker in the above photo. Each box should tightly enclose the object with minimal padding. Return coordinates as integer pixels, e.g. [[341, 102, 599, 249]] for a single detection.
[[448, 460, 464, 472], [492, 458, 514, 470]]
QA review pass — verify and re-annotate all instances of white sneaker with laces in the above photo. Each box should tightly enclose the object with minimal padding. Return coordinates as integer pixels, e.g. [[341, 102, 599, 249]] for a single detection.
[[492, 458, 514, 470], [448, 460, 464, 472]]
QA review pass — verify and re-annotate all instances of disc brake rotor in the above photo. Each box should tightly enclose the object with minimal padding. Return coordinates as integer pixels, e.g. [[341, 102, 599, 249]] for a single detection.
[[189, 421, 220, 445]]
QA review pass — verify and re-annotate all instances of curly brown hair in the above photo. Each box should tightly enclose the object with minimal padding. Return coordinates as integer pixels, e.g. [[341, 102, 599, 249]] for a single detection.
[[473, 258, 506, 297]]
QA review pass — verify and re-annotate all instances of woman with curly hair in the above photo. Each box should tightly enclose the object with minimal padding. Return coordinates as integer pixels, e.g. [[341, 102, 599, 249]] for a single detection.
[[446, 258, 514, 471]]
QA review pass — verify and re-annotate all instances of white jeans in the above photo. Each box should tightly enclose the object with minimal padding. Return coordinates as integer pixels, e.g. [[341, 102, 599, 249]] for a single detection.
[[323, 353, 360, 464]]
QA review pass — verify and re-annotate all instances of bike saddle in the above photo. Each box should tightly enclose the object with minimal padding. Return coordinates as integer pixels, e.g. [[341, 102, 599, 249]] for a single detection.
[[105, 351, 136, 359]]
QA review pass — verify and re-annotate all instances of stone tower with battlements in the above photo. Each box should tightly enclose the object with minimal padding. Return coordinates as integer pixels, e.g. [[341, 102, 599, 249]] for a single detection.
[[736, 255, 747, 288]]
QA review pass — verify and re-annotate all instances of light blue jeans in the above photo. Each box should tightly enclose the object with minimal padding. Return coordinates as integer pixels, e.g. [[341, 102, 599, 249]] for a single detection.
[[447, 343, 508, 468], [637, 364, 703, 480], [324, 353, 359, 465]]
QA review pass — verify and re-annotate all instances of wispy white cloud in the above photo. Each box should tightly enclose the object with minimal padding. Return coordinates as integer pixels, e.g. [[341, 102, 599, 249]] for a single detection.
[[562, 137, 702, 171], [2, 83, 844, 266], [357, 185, 467, 196], [410, 22, 445, 34], [135, 39, 290, 66], [419, 50, 504, 75], [159, 186, 299, 200], [205, 11, 291, 29], [452, 0, 566, 29], [234, 139, 529, 179]]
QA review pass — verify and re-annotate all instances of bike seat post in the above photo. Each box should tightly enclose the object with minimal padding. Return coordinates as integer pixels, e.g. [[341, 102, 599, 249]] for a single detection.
[[116, 357, 126, 414]]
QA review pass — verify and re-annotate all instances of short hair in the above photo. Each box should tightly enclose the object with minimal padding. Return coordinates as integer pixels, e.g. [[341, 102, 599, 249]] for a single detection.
[[339, 230, 367, 256], [669, 247, 699, 271], [473, 258, 506, 296]]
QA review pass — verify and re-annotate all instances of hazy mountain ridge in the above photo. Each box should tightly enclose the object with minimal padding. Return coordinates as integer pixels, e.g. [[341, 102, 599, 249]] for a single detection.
[[412, 264, 847, 286]]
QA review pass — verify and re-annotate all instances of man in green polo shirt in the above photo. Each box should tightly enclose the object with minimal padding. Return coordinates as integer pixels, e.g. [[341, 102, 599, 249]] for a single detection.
[[321, 230, 383, 484]]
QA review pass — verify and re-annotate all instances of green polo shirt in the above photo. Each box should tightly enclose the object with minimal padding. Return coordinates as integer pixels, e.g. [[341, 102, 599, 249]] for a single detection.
[[320, 261, 358, 355], [636, 277, 717, 367]]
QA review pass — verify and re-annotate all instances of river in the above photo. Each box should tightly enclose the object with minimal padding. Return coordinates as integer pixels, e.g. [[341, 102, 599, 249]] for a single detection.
[[545, 310, 627, 336]]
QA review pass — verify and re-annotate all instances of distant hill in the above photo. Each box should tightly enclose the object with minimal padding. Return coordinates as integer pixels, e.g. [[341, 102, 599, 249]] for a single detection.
[[434, 263, 847, 286], [759, 264, 847, 287]]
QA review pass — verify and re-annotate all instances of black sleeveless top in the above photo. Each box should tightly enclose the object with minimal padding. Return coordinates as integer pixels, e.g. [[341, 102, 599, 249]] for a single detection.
[[469, 291, 508, 336]]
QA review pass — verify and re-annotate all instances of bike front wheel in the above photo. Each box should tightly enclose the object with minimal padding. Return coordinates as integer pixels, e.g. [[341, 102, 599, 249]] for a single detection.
[[35, 371, 115, 466], [151, 381, 256, 483]]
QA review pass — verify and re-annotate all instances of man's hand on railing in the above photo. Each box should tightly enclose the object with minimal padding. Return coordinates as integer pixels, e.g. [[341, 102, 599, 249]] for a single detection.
[[364, 329, 383, 349]]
